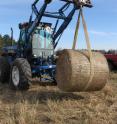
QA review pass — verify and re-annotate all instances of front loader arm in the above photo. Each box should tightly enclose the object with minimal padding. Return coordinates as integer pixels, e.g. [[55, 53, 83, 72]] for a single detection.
[[27, 0, 49, 38], [27, 0, 92, 48]]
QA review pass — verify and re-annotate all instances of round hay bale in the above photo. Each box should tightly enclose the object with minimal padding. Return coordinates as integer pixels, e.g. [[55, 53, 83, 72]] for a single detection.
[[56, 49, 109, 92]]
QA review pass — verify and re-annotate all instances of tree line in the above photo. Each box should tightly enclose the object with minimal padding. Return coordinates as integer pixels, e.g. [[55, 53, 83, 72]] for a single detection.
[[0, 35, 117, 55], [92, 50, 117, 54], [0, 34, 16, 49]]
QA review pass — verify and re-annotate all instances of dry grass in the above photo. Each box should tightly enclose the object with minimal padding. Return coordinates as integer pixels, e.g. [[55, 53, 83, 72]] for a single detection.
[[0, 73, 117, 124]]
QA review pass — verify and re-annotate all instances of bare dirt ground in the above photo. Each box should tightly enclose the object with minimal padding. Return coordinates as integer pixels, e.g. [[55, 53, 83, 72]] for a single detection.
[[0, 73, 117, 124]]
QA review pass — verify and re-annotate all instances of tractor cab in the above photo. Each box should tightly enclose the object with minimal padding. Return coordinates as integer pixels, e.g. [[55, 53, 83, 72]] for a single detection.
[[32, 22, 54, 59], [18, 22, 54, 59]]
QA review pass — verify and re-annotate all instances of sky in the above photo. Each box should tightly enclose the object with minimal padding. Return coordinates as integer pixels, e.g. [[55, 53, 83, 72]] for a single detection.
[[0, 0, 117, 50]]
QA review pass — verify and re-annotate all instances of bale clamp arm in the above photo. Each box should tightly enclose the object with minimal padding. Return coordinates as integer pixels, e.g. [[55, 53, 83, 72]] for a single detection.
[[72, 7, 94, 90]]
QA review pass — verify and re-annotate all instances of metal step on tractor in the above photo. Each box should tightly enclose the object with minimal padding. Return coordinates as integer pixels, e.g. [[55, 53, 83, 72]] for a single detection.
[[0, 0, 109, 91]]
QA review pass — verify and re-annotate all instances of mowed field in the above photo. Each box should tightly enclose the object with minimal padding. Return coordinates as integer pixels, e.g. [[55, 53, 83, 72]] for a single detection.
[[0, 73, 117, 124]]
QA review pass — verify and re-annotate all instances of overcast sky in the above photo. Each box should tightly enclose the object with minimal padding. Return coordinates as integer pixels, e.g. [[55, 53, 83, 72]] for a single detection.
[[0, 0, 117, 50]]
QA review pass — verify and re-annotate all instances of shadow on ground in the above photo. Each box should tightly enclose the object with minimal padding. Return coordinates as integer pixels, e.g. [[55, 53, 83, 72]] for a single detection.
[[0, 84, 84, 105]]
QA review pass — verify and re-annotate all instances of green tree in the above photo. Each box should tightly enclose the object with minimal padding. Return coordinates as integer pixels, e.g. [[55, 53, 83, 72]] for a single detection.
[[2, 34, 12, 46], [0, 34, 3, 50], [0, 34, 17, 50], [2, 34, 16, 46]]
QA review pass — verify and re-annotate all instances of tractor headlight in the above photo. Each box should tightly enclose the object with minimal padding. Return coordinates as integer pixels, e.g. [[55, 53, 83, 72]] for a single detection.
[[49, 65, 52, 68], [34, 54, 37, 58]]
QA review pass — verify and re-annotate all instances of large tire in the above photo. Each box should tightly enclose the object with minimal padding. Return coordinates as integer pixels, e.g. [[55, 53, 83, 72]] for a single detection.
[[0, 56, 10, 83], [10, 58, 32, 90]]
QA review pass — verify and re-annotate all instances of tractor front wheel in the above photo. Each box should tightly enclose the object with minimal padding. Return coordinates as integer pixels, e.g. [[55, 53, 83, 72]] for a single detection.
[[10, 58, 32, 90]]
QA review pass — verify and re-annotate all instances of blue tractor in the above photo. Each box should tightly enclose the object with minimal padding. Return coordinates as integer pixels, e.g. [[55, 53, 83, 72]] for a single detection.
[[0, 0, 92, 90]]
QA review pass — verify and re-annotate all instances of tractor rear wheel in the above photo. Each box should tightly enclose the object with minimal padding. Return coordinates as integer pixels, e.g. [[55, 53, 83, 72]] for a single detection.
[[10, 58, 32, 90], [0, 56, 10, 83]]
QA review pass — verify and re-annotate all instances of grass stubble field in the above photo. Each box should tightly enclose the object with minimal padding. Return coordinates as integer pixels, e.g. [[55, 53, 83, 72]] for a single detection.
[[0, 72, 117, 124]]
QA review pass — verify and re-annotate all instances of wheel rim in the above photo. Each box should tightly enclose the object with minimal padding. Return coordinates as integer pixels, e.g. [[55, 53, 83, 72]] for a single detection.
[[12, 66, 20, 86]]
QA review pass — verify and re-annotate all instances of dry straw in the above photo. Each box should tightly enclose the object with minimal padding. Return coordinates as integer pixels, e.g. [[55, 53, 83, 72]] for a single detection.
[[56, 49, 109, 92]]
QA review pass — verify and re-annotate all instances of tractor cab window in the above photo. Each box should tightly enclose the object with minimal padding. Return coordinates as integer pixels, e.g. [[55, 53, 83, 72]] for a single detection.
[[33, 26, 53, 50], [33, 29, 45, 49], [46, 30, 53, 50], [32, 25, 54, 58]]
